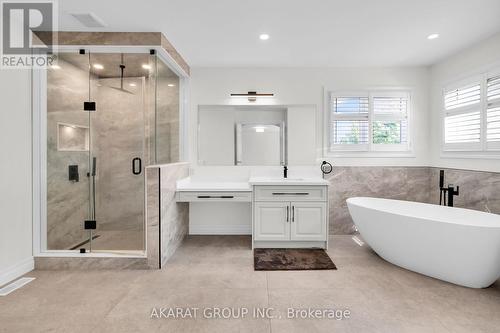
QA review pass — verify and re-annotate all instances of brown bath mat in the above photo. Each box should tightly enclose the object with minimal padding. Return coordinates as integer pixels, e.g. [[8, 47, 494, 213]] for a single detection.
[[254, 248, 337, 271]]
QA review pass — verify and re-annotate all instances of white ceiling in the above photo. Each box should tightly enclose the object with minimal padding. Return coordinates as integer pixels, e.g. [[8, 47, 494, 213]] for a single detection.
[[58, 0, 500, 67]]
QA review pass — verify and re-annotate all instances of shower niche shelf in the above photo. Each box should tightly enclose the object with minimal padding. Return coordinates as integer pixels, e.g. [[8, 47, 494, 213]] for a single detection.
[[57, 122, 90, 152]]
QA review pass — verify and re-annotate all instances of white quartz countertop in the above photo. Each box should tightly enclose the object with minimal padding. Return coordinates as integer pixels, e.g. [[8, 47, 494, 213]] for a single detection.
[[176, 178, 252, 192], [176, 175, 329, 192], [248, 177, 329, 186]]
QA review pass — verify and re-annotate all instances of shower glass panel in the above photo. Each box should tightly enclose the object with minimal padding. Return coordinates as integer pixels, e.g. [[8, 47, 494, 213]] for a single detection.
[[46, 50, 159, 253], [46, 53, 91, 250], [156, 59, 180, 164]]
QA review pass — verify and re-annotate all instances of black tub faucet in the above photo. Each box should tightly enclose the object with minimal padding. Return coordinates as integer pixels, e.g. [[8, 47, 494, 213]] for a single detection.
[[447, 184, 459, 207], [283, 165, 288, 178], [439, 170, 448, 206]]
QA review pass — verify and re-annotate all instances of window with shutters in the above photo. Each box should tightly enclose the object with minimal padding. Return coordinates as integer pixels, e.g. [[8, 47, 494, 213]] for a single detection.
[[329, 91, 411, 153], [442, 70, 500, 154], [443, 82, 481, 150], [487, 75, 500, 150]]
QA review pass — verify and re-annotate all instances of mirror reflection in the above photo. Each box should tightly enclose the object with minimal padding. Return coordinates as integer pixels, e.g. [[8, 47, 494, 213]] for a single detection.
[[236, 123, 284, 165], [198, 106, 287, 166]]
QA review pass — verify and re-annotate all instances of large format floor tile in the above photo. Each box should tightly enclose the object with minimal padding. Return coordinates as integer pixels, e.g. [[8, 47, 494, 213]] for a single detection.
[[1, 235, 499, 333]]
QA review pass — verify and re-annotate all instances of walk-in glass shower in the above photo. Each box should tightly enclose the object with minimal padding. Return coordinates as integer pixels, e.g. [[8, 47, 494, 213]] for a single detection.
[[43, 49, 180, 254]]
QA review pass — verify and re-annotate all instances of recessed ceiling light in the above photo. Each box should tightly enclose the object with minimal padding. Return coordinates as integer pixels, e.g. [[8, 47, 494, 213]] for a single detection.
[[167, 83, 175, 87], [129, 83, 137, 87], [427, 33, 439, 40], [93, 64, 103, 70], [142, 64, 152, 70], [259, 34, 270, 41]]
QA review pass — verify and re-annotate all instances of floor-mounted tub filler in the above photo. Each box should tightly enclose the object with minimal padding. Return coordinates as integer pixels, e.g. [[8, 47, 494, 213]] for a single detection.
[[347, 197, 500, 288]]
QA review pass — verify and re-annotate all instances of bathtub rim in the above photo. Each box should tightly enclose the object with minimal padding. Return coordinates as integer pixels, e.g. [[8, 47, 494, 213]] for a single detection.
[[347, 197, 500, 229]]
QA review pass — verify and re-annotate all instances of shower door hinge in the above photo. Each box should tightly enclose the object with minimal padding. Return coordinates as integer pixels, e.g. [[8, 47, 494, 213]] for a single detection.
[[84, 102, 96, 111], [84, 220, 96, 230]]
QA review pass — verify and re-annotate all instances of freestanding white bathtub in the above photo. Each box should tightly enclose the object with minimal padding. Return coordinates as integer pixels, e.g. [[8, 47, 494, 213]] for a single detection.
[[347, 197, 500, 288]]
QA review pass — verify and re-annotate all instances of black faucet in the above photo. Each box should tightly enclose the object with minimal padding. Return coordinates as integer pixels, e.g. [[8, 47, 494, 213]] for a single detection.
[[447, 184, 459, 207], [439, 170, 449, 206], [283, 165, 288, 178]]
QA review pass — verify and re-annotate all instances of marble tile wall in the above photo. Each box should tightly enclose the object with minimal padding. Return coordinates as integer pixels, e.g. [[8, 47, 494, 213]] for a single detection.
[[146, 168, 160, 268], [326, 167, 431, 235], [428, 167, 500, 215], [326, 166, 500, 235], [159, 163, 190, 266], [34, 31, 190, 75], [146, 163, 189, 269]]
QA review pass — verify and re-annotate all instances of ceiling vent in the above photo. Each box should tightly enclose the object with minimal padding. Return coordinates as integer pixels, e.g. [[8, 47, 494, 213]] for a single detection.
[[70, 13, 107, 28]]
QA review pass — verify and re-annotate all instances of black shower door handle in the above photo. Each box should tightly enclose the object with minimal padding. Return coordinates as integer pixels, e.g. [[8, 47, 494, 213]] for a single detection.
[[132, 157, 142, 175]]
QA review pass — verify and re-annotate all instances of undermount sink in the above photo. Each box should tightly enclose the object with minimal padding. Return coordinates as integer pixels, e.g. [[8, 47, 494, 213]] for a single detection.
[[257, 177, 305, 182]]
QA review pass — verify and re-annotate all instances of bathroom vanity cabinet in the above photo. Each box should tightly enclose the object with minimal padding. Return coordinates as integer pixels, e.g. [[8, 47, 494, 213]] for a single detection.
[[175, 177, 329, 248], [252, 184, 328, 249]]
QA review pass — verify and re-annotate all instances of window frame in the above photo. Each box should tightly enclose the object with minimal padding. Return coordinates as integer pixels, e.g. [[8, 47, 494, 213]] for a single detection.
[[441, 68, 500, 156], [327, 89, 412, 155], [486, 72, 500, 151]]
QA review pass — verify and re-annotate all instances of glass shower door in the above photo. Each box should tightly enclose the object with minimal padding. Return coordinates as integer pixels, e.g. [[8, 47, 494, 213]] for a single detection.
[[46, 50, 158, 254], [86, 52, 153, 252]]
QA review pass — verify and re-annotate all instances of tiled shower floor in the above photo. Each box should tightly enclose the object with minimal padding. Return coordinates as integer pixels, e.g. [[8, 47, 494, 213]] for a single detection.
[[1, 235, 499, 332]]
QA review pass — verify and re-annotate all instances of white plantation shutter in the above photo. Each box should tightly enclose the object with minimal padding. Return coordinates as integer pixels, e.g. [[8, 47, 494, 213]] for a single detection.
[[443, 82, 482, 150], [373, 96, 408, 115], [444, 83, 481, 110], [372, 95, 409, 148], [445, 112, 481, 143], [329, 92, 411, 152], [487, 76, 500, 148], [331, 96, 369, 150]]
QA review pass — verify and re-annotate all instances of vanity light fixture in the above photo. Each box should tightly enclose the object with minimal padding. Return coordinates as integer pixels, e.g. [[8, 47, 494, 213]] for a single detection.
[[93, 64, 104, 70], [168, 83, 175, 87], [142, 64, 152, 70], [230, 91, 274, 102]]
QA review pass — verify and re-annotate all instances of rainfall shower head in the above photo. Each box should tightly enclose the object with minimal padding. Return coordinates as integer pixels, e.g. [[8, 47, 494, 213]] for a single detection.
[[109, 54, 134, 94]]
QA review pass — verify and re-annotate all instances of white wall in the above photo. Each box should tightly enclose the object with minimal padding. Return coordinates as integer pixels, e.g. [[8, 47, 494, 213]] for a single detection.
[[430, 32, 500, 172], [190, 67, 431, 168], [0, 70, 33, 286]]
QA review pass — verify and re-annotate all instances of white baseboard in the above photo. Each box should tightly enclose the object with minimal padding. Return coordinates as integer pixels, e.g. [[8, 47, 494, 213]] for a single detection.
[[0, 257, 34, 287], [189, 225, 251, 235]]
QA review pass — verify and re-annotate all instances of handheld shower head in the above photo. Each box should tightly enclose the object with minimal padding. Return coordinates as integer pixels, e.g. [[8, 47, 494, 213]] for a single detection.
[[92, 157, 97, 176]]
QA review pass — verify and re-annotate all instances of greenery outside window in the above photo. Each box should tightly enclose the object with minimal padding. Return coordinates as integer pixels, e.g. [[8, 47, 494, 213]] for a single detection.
[[329, 91, 411, 152]]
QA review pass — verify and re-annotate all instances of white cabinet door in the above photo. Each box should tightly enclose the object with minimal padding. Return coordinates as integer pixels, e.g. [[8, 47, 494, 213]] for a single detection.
[[290, 202, 327, 241], [254, 202, 290, 241]]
